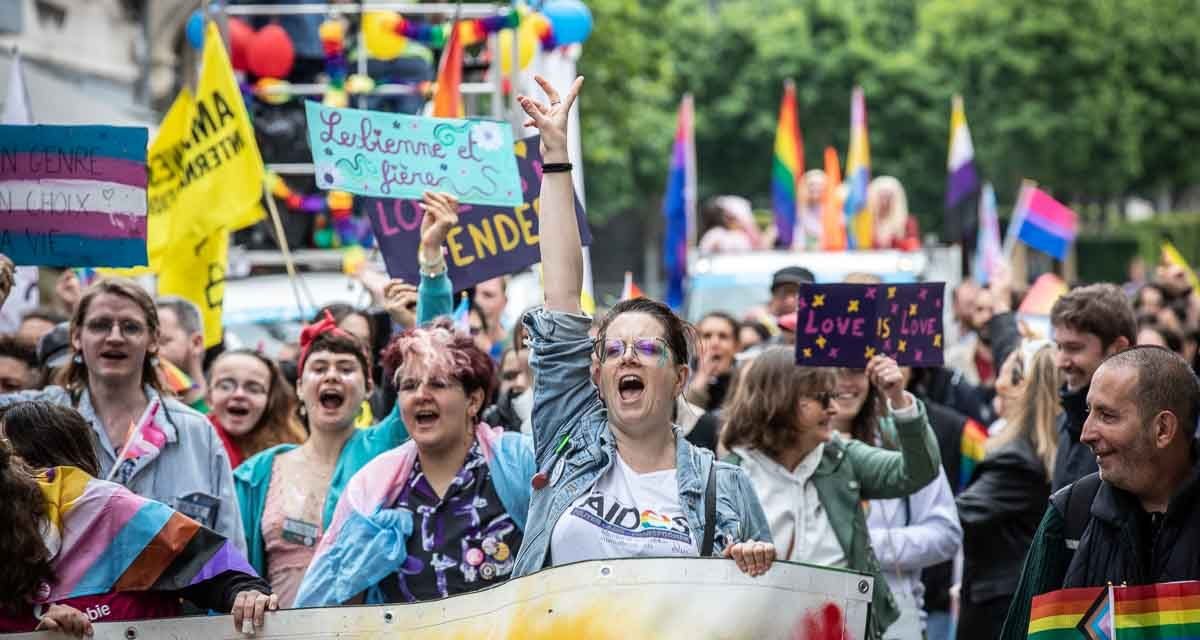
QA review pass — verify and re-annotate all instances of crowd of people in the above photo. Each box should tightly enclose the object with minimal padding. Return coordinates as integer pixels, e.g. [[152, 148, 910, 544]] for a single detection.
[[0, 75, 1197, 639]]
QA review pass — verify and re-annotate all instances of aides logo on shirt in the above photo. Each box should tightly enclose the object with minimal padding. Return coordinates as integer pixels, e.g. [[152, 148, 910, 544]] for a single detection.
[[574, 495, 692, 543]]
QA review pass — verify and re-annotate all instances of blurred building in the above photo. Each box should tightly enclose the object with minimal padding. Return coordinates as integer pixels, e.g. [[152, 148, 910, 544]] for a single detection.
[[0, 0, 192, 128]]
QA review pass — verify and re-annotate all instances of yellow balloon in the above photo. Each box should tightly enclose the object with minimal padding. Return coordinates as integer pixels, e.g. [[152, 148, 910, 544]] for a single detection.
[[363, 11, 408, 60], [498, 22, 538, 74]]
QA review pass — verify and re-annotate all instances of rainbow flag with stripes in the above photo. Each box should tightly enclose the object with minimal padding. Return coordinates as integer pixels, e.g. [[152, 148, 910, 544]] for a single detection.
[[37, 466, 255, 603], [843, 87, 872, 249], [1030, 581, 1200, 639], [959, 417, 988, 490], [771, 80, 804, 248], [158, 359, 197, 396]]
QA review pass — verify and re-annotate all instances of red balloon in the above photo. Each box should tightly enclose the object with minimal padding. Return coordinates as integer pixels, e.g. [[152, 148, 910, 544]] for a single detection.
[[228, 18, 254, 71], [247, 24, 295, 80]]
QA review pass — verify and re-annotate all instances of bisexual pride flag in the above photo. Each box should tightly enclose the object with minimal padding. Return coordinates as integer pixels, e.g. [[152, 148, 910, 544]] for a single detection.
[[663, 94, 696, 310], [0, 124, 148, 267], [1005, 182, 1078, 261], [771, 80, 803, 248]]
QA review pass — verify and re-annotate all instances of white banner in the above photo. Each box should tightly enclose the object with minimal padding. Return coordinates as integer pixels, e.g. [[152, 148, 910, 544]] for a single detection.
[[18, 558, 873, 639]]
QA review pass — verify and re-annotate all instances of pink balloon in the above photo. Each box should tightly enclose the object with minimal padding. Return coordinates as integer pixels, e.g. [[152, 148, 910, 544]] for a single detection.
[[248, 24, 295, 79]]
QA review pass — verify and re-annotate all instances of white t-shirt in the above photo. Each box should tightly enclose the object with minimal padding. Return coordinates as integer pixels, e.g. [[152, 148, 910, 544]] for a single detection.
[[550, 454, 698, 564]]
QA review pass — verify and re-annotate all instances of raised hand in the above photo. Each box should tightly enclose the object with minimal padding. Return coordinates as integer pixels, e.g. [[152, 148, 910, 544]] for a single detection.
[[419, 191, 460, 250], [516, 75, 583, 163], [383, 279, 419, 327], [866, 354, 910, 409]]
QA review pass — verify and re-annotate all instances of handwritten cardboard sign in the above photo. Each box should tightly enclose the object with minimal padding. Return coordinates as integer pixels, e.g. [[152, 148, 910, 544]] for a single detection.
[[367, 135, 590, 292], [793, 282, 946, 368], [305, 101, 522, 206], [0, 124, 149, 267]]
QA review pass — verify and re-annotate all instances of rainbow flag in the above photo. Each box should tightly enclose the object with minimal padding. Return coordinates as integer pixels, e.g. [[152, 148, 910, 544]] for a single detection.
[[663, 94, 696, 310], [1028, 586, 1108, 639], [959, 418, 988, 490], [108, 399, 163, 484], [621, 271, 644, 301], [1019, 273, 1068, 316], [771, 80, 804, 248], [1006, 182, 1078, 261], [158, 359, 197, 396], [432, 20, 464, 117], [37, 466, 255, 602], [843, 87, 872, 249], [820, 146, 847, 251], [1028, 581, 1200, 639]]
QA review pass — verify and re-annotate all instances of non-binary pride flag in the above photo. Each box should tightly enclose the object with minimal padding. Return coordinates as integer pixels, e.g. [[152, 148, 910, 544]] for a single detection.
[[663, 94, 696, 311], [843, 87, 872, 249], [0, 124, 148, 267], [946, 95, 980, 209], [37, 466, 256, 603], [771, 80, 803, 248], [1005, 182, 1078, 261]]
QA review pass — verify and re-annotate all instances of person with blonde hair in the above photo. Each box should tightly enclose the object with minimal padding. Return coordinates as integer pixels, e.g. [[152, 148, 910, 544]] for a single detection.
[[955, 340, 1061, 639], [867, 176, 921, 251]]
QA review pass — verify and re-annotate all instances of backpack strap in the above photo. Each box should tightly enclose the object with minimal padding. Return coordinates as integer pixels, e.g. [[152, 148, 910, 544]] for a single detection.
[[1050, 472, 1103, 551], [700, 459, 717, 557]]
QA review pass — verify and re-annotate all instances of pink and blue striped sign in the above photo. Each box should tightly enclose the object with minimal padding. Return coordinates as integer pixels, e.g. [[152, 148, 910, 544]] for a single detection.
[[0, 124, 148, 267]]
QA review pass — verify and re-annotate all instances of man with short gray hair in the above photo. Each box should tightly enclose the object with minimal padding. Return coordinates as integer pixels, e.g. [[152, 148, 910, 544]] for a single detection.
[[1000, 346, 1200, 638], [156, 296, 208, 412]]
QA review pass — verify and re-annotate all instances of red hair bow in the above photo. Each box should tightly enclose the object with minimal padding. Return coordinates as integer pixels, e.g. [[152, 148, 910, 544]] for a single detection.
[[297, 311, 348, 372]]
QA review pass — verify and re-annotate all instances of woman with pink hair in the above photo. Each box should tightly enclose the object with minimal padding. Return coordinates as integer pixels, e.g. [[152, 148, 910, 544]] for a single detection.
[[294, 319, 535, 606]]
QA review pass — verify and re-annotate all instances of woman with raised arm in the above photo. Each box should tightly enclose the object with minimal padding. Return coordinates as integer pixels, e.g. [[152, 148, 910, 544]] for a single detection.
[[509, 76, 775, 578]]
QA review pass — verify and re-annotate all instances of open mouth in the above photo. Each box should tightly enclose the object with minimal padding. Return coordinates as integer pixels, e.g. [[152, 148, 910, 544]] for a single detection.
[[318, 388, 346, 411], [414, 408, 440, 426], [100, 350, 128, 362], [618, 374, 645, 402], [226, 405, 251, 418]]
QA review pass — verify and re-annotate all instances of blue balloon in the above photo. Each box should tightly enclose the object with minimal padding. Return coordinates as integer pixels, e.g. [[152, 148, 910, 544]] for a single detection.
[[542, 0, 593, 45], [186, 10, 205, 49]]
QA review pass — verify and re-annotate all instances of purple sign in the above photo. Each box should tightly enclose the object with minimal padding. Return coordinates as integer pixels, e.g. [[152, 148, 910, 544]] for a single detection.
[[793, 282, 946, 368], [366, 135, 590, 292]]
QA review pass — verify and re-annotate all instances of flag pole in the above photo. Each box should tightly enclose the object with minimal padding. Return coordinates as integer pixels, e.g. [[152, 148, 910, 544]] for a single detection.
[[262, 181, 316, 315], [1002, 178, 1037, 262]]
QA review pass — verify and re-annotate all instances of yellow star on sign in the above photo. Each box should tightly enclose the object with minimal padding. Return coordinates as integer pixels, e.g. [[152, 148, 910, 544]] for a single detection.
[[933, 334, 942, 347], [887, 287, 897, 299], [909, 303, 918, 316], [848, 299, 860, 312], [815, 335, 827, 349], [898, 340, 907, 352], [865, 346, 877, 359], [802, 347, 812, 358], [812, 294, 826, 308]]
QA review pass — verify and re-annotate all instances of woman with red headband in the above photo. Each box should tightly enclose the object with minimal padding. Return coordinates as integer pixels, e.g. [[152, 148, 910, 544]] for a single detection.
[[234, 192, 460, 607]]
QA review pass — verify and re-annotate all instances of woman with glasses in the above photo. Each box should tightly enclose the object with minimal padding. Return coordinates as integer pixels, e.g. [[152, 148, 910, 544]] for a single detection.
[[294, 318, 535, 606], [233, 192, 458, 607], [207, 349, 305, 468], [509, 76, 775, 579], [722, 348, 942, 640], [0, 273, 247, 552], [829, 363, 960, 640]]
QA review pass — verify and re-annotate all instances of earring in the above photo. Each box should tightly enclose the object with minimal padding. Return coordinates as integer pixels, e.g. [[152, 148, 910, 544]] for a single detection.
[[72, 354, 83, 364], [150, 356, 160, 367]]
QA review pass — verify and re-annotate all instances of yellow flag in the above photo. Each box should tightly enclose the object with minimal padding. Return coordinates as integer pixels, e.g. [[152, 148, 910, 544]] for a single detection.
[[146, 22, 264, 268], [157, 228, 230, 348], [1162, 241, 1200, 292]]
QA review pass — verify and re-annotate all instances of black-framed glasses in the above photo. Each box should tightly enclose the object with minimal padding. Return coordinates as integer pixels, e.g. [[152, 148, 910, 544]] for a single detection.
[[84, 318, 146, 338]]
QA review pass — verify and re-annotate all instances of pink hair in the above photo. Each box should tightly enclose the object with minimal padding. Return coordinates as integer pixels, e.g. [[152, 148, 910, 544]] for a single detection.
[[382, 318, 496, 401]]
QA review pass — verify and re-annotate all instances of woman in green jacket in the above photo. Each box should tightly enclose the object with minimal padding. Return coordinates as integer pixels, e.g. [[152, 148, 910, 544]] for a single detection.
[[721, 347, 941, 640]]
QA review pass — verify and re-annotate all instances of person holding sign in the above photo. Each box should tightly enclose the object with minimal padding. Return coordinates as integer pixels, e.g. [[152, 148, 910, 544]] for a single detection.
[[0, 272, 246, 553], [509, 76, 776, 579], [721, 349, 942, 640]]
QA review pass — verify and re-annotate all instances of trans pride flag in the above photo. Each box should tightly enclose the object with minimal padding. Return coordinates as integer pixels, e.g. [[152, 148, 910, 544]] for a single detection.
[[663, 94, 696, 310], [108, 399, 164, 485], [771, 80, 803, 248], [843, 87, 872, 249], [37, 466, 255, 603], [973, 183, 1004, 285]]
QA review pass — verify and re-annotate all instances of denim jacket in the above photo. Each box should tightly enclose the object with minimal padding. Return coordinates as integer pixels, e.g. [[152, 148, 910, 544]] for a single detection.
[[511, 309, 772, 577]]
